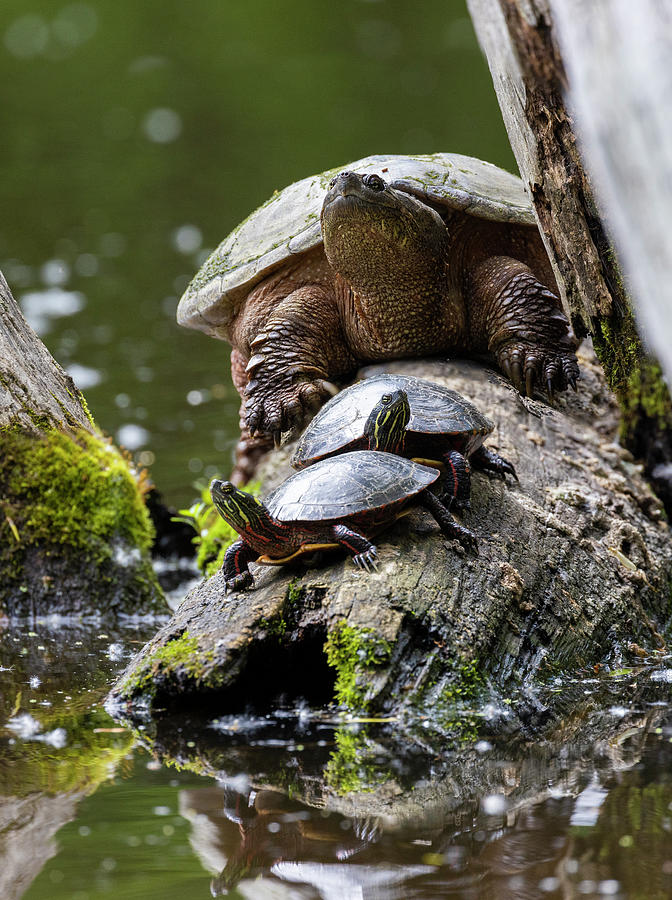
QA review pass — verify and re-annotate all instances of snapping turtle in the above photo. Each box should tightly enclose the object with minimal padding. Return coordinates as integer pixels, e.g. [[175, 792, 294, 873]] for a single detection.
[[212, 453, 475, 593], [291, 374, 516, 508], [178, 153, 578, 482]]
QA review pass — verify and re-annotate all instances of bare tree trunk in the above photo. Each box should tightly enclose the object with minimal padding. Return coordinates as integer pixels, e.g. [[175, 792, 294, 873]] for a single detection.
[[0, 273, 94, 432], [466, 0, 672, 507], [0, 273, 165, 616], [550, 1, 672, 382]]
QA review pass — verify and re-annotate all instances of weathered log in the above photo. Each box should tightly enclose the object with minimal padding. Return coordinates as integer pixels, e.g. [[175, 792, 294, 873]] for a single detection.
[[109, 355, 672, 731], [0, 272, 166, 615], [549, 1, 672, 384], [466, 0, 672, 507]]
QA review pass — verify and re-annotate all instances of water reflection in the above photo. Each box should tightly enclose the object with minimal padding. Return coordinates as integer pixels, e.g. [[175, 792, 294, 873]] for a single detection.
[[162, 706, 672, 899], [2, 613, 672, 898]]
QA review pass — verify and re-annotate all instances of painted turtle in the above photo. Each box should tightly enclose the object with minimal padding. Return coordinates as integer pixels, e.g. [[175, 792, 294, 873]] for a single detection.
[[211, 451, 475, 593], [292, 374, 516, 509]]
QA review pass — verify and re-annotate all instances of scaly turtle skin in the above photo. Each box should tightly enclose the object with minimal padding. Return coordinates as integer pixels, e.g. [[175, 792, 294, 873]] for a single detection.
[[211, 452, 475, 593], [292, 374, 516, 509], [211, 391, 478, 592], [178, 153, 578, 482]]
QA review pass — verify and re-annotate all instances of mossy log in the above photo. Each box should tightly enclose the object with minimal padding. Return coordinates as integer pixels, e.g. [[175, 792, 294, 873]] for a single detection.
[[0, 272, 165, 616], [466, 0, 672, 508], [109, 356, 672, 731]]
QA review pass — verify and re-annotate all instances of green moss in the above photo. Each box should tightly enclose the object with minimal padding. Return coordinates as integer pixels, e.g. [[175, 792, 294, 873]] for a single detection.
[[324, 727, 390, 795], [592, 310, 672, 448], [0, 427, 153, 554], [324, 622, 392, 710], [0, 425, 160, 609], [407, 654, 486, 744], [122, 631, 214, 698], [259, 613, 287, 639]]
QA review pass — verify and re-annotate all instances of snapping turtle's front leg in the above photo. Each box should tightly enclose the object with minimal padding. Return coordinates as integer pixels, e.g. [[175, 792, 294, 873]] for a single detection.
[[244, 287, 356, 441], [468, 256, 579, 398], [230, 348, 274, 485]]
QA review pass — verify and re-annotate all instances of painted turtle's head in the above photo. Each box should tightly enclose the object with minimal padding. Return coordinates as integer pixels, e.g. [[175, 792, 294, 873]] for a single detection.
[[363, 388, 411, 454], [210, 479, 269, 536]]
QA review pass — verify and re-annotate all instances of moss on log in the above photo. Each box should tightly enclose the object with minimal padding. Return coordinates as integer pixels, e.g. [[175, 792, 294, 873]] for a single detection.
[[109, 356, 672, 734], [0, 272, 165, 616]]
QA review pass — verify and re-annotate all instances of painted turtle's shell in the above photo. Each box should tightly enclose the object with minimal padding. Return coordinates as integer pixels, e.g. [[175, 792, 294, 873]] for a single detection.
[[292, 374, 494, 469], [264, 450, 439, 523], [177, 152, 534, 336]]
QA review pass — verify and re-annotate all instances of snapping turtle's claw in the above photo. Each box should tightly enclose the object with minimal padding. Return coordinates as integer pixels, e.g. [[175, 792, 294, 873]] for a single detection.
[[245, 371, 336, 440], [497, 341, 579, 403], [525, 367, 535, 398], [563, 357, 580, 392]]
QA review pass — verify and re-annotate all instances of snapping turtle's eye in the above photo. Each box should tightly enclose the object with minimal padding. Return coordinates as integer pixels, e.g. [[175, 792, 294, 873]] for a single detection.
[[328, 176, 337, 188], [363, 173, 385, 191]]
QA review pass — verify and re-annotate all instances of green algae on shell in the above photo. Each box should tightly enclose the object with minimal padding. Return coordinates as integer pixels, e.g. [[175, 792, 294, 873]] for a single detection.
[[178, 152, 535, 336]]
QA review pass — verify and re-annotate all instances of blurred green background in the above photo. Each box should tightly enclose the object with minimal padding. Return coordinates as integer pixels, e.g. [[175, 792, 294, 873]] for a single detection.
[[0, 0, 513, 505]]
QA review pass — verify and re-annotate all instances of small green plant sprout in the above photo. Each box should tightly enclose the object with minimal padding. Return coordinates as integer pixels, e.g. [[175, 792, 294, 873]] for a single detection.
[[172, 480, 260, 576]]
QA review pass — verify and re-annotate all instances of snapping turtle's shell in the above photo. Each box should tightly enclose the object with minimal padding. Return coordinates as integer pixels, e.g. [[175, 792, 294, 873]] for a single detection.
[[263, 450, 439, 523], [178, 153, 534, 335], [292, 374, 494, 468]]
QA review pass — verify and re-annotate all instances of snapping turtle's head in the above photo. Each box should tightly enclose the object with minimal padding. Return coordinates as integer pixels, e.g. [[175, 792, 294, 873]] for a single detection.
[[320, 170, 449, 293]]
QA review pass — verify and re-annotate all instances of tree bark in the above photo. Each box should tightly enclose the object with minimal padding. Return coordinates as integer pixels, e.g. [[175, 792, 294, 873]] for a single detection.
[[549, 1, 672, 383], [109, 356, 672, 734], [0, 272, 166, 616], [466, 0, 672, 508], [0, 273, 94, 433]]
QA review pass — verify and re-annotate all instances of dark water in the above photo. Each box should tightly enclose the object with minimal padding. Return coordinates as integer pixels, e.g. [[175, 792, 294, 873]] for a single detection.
[[3, 619, 672, 900], [3, 2, 672, 898]]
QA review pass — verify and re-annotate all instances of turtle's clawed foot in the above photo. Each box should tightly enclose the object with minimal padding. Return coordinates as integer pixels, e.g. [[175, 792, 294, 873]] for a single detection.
[[497, 341, 579, 401], [453, 524, 478, 555], [245, 371, 337, 439], [353, 546, 379, 572], [224, 571, 254, 594], [471, 446, 518, 482]]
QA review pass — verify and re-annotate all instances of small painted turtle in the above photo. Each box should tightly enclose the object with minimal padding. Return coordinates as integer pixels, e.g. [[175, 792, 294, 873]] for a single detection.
[[292, 374, 516, 509], [212, 391, 477, 592], [212, 451, 475, 592]]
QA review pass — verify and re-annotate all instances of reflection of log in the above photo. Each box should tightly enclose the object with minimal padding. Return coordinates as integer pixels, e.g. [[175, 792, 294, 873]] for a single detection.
[[141, 691, 668, 897], [110, 355, 672, 726], [0, 272, 165, 615], [466, 0, 672, 506], [0, 792, 85, 900]]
